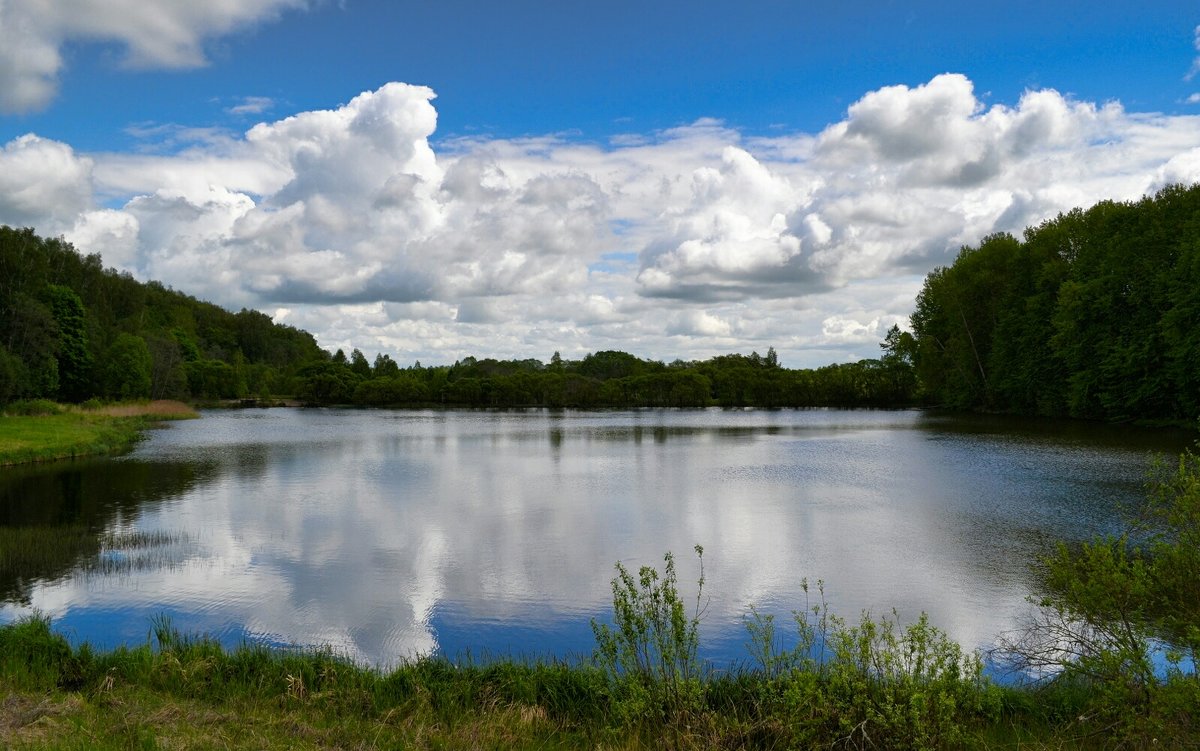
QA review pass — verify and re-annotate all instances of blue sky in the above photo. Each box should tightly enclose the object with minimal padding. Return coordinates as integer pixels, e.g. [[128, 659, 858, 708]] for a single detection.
[[2, 1, 1200, 365], [7, 2, 1198, 148]]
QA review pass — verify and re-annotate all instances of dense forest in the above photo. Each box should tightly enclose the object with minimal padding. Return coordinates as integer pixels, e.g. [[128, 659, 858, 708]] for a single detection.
[[0, 226, 324, 404], [911, 183, 1200, 424]]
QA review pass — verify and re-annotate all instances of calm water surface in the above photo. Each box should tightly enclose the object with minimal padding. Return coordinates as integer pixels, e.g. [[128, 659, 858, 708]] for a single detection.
[[1, 408, 1192, 667]]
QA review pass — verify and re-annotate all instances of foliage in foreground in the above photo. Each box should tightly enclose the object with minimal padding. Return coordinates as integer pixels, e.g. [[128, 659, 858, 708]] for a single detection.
[[1, 560, 1196, 750], [998, 449, 1200, 745], [1, 608, 1006, 750], [591, 546, 1002, 750]]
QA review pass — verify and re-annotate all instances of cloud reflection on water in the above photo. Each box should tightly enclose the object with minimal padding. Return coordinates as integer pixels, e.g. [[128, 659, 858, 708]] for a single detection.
[[0, 409, 1181, 666]]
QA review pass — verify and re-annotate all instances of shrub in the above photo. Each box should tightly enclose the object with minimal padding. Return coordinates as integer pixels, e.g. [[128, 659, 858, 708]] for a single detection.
[[3, 398, 63, 416], [999, 448, 1200, 743], [592, 545, 707, 725]]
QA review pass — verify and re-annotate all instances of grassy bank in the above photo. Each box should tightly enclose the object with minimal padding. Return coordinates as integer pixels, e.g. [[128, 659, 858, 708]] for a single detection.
[[0, 400, 197, 466], [0, 613, 1188, 751]]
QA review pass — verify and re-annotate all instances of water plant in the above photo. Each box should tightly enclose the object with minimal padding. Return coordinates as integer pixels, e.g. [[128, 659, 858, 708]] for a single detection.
[[743, 579, 998, 750]]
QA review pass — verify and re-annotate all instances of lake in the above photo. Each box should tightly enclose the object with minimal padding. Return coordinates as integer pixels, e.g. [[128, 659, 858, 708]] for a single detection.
[[0, 408, 1193, 668]]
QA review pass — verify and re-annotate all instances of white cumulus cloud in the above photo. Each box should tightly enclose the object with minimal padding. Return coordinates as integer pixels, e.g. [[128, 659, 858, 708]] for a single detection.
[[4, 74, 1200, 366], [0, 0, 304, 113], [0, 134, 93, 226]]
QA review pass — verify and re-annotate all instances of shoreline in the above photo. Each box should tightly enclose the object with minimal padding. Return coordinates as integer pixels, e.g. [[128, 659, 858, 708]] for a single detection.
[[1, 612, 1190, 750], [0, 400, 198, 467]]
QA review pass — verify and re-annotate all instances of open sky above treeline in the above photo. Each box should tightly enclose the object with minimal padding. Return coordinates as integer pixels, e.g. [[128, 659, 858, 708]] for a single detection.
[[1, 1, 1199, 367]]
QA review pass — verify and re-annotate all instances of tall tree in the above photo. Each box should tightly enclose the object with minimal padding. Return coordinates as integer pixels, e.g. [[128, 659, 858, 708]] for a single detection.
[[101, 334, 152, 399], [45, 284, 92, 402]]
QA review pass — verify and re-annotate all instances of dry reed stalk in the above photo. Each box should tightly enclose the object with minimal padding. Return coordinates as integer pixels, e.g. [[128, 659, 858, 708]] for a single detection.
[[90, 400, 197, 418]]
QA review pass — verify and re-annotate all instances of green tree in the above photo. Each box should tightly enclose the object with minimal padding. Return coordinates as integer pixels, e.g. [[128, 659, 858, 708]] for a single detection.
[[4, 294, 59, 399], [349, 348, 372, 378], [295, 361, 358, 404], [185, 359, 246, 399], [146, 334, 188, 400], [45, 284, 92, 402], [0, 344, 20, 403], [372, 353, 400, 378], [101, 334, 152, 399]]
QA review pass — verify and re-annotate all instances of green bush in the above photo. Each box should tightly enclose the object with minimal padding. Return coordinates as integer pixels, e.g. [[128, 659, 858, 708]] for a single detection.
[[3, 398, 63, 416], [592, 545, 707, 725], [1000, 448, 1200, 744], [744, 580, 997, 750], [820, 610, 998, 750]]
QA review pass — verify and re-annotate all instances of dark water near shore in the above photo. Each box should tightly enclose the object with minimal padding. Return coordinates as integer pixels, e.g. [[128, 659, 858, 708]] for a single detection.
[[1, 408, 1193, 667]]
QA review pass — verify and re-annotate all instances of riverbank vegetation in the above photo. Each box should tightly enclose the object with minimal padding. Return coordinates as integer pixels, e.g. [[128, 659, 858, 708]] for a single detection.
[[3, 449, 1197, 749], [0, 399, 196, 466]]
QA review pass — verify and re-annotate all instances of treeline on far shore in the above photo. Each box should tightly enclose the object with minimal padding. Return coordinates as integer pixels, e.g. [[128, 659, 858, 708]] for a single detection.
[[297, 343, 916, 408], [0, 226, 325, 406]]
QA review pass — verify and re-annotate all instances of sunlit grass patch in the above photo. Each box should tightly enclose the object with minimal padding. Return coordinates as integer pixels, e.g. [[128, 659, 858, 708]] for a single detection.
[[0, 413, 138, 465], [0, 400, 197, 466]]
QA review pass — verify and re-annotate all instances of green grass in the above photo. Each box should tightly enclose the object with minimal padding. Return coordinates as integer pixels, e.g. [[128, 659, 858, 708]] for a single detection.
[[0, 400, 197, 466], [2, 613, 1190, 750]]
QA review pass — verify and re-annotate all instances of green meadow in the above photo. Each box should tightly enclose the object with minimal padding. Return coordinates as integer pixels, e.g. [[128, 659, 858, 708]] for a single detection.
[[0, 400, 196, 466]]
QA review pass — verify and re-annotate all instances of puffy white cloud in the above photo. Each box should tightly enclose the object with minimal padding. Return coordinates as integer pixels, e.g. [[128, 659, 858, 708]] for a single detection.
[[815, 74, 1103, 189], [65, 209, 139, 268], [1152, 147, 1200, 191], [5, 74, 1200, 366], [0, 134, 93, 226], [0, 0, 304, 113], [820, 314, 889, 347], [636, 146, 813, 301], [666, 309, 733, 338]]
